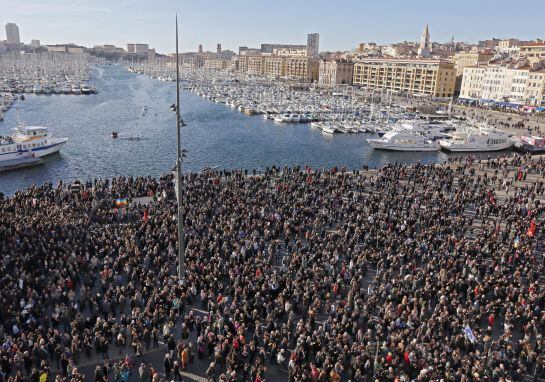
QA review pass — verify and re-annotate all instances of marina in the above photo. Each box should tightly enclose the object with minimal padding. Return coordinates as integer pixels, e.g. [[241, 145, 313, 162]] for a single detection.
[[2, 64, 542, 195]]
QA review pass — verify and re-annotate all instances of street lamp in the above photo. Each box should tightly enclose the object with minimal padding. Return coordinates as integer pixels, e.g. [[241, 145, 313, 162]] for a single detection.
[[174, 15, 186, 282]]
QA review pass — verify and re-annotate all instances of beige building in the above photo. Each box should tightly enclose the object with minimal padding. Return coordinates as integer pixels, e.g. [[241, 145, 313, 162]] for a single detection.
[[318, 59, 354, 86], [247, 56, 265, 75], [353, 58, 456, 97], [519, 43, 545, 64], [453, 51, 494, 76], [460, 63, 545, 106], [274, 48, 308, 57], [285, 57, 319, 81], [204, 59, 228, 70], [263, 56, 286, 77]]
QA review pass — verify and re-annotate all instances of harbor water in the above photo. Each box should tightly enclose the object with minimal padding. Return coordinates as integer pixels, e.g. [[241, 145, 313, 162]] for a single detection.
[[0, 64, 447, 195]]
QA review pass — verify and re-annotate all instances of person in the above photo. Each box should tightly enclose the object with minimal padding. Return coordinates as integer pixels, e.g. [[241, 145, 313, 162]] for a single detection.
[[164, 354, 173, 380]]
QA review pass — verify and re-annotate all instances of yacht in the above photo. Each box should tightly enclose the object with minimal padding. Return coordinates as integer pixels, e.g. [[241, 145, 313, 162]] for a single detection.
[[62, 84, 72, 94], [81, 83, 91, 94], [43, 83, 52, 94], [367, 123, 443, 151], [0, 124, 68, 163], [32, 83, 43, 94], [53, 84, 63, 94], [71, 84, 82, 94], [439, 127, 513, 152], [515, 136, 545, 154], [321, 124, 338, 134]]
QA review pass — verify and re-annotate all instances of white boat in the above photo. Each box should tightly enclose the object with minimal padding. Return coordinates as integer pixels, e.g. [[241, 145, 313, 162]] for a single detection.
[[367, 123, 443, 151], [32, 83, 43, 94], [0, 124, 68, 163], [62, 84, 72, 94], [439, 127, 513, 152], [81, 83, 91, 94], [321, 124, 338, 134], [43, 83, 52, 94], [71, 84, 82, 94]]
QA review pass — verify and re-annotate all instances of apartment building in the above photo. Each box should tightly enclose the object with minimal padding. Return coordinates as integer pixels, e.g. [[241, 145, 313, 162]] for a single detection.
[[519, 43, 545, 64], [460, 62, 545, 106], [263, 56, 286, 77], [453, 51, 494, 76], [318, 59, 354, 86], [247, 56, 265, 75], [352, 58, 456, 97], [285, 57, 319, 82]]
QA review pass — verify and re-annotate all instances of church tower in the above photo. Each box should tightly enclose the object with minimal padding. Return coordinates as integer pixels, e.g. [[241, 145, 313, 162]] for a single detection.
[[418, 24, 431, 58]]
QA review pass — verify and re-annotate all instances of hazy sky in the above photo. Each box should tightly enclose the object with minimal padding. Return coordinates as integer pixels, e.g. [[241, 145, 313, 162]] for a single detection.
[[2, 0, 544, 53]]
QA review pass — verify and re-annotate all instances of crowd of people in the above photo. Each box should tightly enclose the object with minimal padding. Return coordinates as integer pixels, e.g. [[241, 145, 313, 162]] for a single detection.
[[1, 155, 545, 382]]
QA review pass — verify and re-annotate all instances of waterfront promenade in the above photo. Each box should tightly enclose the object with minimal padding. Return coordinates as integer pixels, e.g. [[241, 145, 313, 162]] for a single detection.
[[1, 155, 545, 382]]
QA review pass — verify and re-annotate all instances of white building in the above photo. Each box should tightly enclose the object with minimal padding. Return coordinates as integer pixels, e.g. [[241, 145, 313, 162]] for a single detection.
[[5, 23, 20, 45], [307, 33, 319, 58], [460, 62, 545, 106]]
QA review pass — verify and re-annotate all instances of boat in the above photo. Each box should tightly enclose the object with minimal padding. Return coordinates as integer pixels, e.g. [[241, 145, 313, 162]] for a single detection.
[[0, 155, 44, 172], [514, 136, 545, 154], [439, 127, 513, 152], [367, 127, 441, 151], [43, 83, 52, 94], [62, 84, 72, 94], [32, 83, 43, 94], [321, 124, 338, 134], [90, 85, 98, 94], [71, 84, 82, 94], [81, 83, 91, 94], [0, 121, 68, 163]]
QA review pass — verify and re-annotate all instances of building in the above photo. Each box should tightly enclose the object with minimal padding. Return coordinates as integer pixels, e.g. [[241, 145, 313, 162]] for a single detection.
[[285, 57, 319, 82], [263, 56, 287, 77], [453, 51, 494, 76], [497, 39, 526, 54], [30, 39, 40, 48], [307, 33, 320, 58], [46, 45, 68, 53], [519, 43, 545, 64], [198, 44, 203, 53], [261, 43, 307, 54], [417, 24, 431, 58], [460, 61, 545, 106], [127, 43, 149, 54], [318, 59, 354, 86], [216, 44, 222, 54], [478, 38, 501, 50], [353, 58, 456, 97], [67, 46, 85, 54], [94, 44, 126, 54], [5, 23, 20, 45], [247, 56, 265, 75], [274, 48, 308, 57], [204, 59, 228, 70]]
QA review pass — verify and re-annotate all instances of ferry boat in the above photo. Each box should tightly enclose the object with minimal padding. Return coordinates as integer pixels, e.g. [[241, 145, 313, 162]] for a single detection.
[[0, 124, 68, 163], [439, 127, 513, 152], [367, 123, 443, 151]]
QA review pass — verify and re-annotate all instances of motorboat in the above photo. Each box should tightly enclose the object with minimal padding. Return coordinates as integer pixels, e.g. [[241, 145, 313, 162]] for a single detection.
[[43, 83, 52, 94], [32, 83, 43, 94], [321, 124, 338, 134], [81, 83, 91, 94], [367, 123, 443, 151], [514, 136, 545, 154], [0, 123, 67, 163], [71, 84, 82, 94], [439, 127, 513, 152]]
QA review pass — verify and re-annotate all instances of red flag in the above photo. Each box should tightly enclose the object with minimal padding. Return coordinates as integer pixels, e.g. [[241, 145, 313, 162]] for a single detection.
[[527, 219, 536, 237], [143, 209, 149, 222]]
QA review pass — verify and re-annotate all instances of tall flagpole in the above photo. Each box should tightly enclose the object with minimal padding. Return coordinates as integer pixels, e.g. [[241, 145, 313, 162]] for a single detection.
[[175, 14, 185, 282]]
